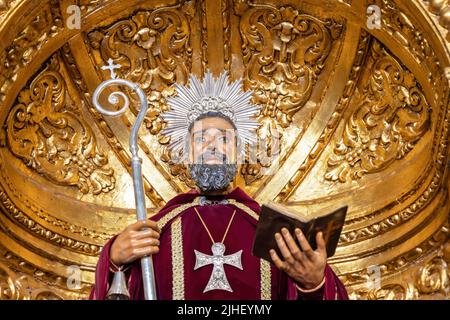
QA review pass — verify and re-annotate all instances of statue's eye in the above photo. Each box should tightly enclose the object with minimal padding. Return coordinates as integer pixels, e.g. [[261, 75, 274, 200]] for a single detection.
[[194, 136, 205, 143]]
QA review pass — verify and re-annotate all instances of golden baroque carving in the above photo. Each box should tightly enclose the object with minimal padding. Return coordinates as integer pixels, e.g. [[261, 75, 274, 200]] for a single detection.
[[424, 0, 450, 41], [0, 188, 103, 256], [87, 1, 195, 135], [200, 0, 208, 71], [345, 233, 450, 300], [349, 252, 450, 300], [0, 161, 113, 250], [343, 222, 449, 288], [160, 148, 196, 188], [381, 0, 432, 63], [77, 0, 105, 16], [234, 1, 343, 128], [325, 40, 431, 183], [275, 30, 371, 201], [416, 256, 449, 294], [233, 1, 343, 185], [0, 0, 63, 103], [0, 261, 64, 300], [365, 283, 418, 300], [365, 283, 419, 300], [382, 0, 446, 94], [338, 182, 447, 254], [5, 55, 115, 195], [0, 247, 91, 300], [0, 0, 19, 20], [222, 0, 232, 70]]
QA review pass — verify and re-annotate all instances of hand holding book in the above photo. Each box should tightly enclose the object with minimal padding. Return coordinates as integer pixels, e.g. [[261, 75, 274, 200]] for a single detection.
[[252, 203, 347, 290], [271, 227, 328, 290]]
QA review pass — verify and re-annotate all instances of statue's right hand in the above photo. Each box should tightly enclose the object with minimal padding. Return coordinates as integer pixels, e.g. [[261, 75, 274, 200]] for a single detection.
[[110, 219, 160, 267]]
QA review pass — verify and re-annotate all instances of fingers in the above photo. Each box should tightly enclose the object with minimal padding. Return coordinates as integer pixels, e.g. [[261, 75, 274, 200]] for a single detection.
[[294, 228, 315, 259], [131, 237, 160, 249], [295, 228, 312, 251], [280, 228, 303, 261], [126, 219, 160, 232], [275, 232, 295, 264], [316, 231, 327, 257], [269, 249, 287, 272], [132, 246, 159, 258], [132, 229, 160, 240]]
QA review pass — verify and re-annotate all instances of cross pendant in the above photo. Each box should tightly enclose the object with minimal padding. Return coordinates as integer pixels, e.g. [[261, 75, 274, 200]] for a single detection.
[[194, 242, 243, 292]]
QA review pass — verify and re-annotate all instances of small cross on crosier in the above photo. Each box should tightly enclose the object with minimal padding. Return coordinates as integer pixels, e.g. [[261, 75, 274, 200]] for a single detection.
[[101, 58, 121, 79]]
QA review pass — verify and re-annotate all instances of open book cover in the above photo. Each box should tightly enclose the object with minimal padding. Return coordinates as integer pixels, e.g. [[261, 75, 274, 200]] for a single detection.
[[252, 203, 347, 262]]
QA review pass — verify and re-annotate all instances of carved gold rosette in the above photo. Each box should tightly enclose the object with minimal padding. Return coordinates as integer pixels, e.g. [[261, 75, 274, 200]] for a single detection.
[[0, 0, 448, 299]]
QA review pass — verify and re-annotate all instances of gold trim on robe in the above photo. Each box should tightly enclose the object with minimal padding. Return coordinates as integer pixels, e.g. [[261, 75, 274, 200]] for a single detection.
[[227, 199, 260, 221], [171, 217, 184, 300], [260, 260, 272, 300], [158, 197, 201, 230]]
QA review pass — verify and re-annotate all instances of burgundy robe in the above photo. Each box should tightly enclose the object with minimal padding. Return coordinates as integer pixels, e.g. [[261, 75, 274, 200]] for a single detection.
[[90, 187, 348, 300]]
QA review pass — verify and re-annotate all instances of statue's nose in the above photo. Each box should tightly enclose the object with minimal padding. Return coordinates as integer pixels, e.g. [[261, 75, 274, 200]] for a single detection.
[[206, 142, 217, 153]]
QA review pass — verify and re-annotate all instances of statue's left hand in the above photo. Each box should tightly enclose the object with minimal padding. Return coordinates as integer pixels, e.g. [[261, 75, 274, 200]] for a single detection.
[[270, 228, 327, 290]]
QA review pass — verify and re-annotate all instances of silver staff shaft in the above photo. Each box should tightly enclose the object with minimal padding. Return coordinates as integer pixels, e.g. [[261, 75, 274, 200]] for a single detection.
[[92, 78, 157, 300]]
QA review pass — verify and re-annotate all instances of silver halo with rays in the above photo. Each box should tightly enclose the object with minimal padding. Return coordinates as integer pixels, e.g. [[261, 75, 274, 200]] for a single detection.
[[160, 70, 261, 160]]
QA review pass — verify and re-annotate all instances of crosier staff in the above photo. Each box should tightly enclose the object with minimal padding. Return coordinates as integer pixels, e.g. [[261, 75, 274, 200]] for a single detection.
[[92, 58, 157, 300]]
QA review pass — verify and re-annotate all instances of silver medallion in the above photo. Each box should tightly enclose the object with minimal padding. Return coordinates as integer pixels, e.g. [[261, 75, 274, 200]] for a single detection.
[[194, 242, 243, 292]]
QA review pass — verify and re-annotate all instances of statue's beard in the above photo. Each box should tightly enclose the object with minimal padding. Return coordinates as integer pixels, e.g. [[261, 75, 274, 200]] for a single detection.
[[188, 163, 237, 192]]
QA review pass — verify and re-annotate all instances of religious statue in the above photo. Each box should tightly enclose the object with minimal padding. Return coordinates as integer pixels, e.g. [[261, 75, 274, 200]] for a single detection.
[[89, 69, 348, 300]]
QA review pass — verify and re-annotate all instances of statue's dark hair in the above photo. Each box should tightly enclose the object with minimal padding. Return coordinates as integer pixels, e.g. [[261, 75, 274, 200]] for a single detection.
[[187, 111, 237, 132]]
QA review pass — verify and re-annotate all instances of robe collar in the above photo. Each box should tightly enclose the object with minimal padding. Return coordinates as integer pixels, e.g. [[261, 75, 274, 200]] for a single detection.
[[157, 186, 260, 218]]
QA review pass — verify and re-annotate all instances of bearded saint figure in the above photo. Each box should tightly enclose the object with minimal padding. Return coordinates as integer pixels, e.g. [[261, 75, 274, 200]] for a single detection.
[[90, 71, 348, 300]]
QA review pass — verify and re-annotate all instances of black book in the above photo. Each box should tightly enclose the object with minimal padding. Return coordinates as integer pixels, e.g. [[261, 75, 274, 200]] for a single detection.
[[252, 202, 347, 262]]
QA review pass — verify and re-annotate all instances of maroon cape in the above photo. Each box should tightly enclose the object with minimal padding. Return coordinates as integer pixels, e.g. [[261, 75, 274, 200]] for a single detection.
[[90, 187, 348, 300]]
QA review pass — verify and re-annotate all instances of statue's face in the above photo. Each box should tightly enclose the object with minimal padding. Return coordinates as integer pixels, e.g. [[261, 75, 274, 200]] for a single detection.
[[189, 117, 237, 165], [188, 117, 238, 192]]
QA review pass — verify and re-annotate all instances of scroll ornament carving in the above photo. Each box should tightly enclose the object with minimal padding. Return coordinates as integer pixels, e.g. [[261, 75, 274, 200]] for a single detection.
[[0, 1, 63, 105], [353, 256, 450, 300], [234, 2, 343, 183], [235, 3, 343, 127], [0, 261, 64, 300], [325, 41, 430, 183], [5, 56, 115, 195], [87, 2, 194, 136]]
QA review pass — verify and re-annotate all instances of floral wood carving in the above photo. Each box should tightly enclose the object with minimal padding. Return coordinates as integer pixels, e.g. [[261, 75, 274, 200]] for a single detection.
[[5, 55, 115, 195], [325, 41, 431, 183]]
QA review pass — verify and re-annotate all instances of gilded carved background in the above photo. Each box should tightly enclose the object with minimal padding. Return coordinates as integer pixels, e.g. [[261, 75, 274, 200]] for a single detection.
[[0, 0, 448, 299]]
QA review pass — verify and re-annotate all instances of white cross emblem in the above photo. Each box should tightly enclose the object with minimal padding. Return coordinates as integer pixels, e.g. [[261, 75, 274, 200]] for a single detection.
[[101, 58, 121, 79], [194, 242, 243, 292]]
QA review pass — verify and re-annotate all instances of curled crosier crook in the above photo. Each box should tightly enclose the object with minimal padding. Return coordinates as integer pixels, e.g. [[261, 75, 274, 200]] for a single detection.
[[92, 79, 149, 156]]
